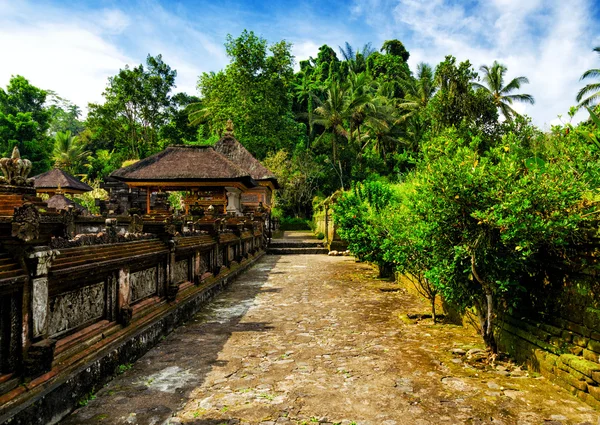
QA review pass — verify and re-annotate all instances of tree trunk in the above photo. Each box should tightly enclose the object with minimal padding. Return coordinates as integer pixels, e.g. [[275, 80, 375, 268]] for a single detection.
[[431, 295, 437, 324], [471, 253, 497, 353]]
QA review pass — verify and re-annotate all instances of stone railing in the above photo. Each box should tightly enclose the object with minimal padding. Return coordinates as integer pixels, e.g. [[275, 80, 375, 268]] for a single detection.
[[0, 205, 266, 401]]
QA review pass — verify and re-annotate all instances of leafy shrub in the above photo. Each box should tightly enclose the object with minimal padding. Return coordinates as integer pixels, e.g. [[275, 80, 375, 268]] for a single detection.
[[279, 216, 310, 230]]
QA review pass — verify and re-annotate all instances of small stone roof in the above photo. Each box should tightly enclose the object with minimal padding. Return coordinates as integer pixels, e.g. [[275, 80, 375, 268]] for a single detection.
[[33, 169, 93, 193], [110, 146, 256, 187], [214, 135, 279, 188], [47, 194, 89, 214]]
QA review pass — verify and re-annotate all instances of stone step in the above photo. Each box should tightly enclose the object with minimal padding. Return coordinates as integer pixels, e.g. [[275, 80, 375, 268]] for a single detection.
[[267, 247, 329, 255], [269, 241, 324, 248]]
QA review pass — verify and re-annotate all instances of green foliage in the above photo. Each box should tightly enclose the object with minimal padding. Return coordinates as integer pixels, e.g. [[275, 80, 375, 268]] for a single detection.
[[333, 119, 600, 350], [0, 75, 52, 174], [52, 130, 89, 174], [197, 30, 304, 159], [263, 149, 324, 218], [86, 54, 177, 160], [279, 216, 310, 230]]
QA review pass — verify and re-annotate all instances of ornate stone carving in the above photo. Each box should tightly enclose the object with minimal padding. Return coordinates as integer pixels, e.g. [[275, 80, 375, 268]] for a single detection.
[[12, 203, 40, 242], [130, 267, 157, 302], [128, 214, 144, 234], [60, 206, 80, 239], [0, 146, 33, 186], [47, 282, 105, 336], [164, 216, 179, 236], [174, 259, 189, 284]]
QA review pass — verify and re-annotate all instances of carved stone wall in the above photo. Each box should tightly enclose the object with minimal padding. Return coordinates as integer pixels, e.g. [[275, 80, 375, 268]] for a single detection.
[[174, 259, 189, 284], [130, 267, 158, 303], [0, 294, 21, 373], [48, 282, 105, 337]]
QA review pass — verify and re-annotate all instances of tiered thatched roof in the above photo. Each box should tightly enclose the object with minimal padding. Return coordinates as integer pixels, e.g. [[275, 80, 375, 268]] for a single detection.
[[47, 194, 89, 214], [214, 135, 279, 188], [110, 146, 256, 188], [33, 169, 93, 194]]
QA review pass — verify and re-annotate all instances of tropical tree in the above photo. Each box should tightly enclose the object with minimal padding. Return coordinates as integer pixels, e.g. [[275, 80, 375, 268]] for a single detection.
[[399, 62, 436, 119], [338, 42, 376, 74], [0, 75, 53, 173], [472, 60, 534, 121], [576, 46, 600, 109], [52, 130, 90, 174]]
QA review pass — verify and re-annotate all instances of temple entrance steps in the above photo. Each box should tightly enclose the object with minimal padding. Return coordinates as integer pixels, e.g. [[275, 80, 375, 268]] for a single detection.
[[267, 230, 328, 255]]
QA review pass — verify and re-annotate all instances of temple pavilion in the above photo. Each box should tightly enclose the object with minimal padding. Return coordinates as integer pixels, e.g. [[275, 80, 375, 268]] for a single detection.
[[109, 122, 278, 216], [33, 168, 93, 196], [33, 168, 92, 213]]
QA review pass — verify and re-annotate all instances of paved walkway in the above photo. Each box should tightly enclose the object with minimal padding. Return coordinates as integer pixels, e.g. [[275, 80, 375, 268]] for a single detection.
[[62, 253, 599, 425]]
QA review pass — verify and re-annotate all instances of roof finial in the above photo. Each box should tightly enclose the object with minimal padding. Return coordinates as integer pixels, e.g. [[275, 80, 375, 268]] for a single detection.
[[225, 119, 234, 136]]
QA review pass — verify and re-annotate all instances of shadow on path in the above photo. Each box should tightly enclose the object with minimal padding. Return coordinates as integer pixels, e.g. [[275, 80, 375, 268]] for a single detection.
[[60, 256, 283, 425]]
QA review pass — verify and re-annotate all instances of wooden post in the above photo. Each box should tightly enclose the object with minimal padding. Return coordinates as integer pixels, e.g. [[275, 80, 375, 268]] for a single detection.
[[146, 188, 151, 215]]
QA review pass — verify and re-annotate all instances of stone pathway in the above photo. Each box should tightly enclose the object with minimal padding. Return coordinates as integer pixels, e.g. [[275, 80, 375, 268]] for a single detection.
[[62, 254, 600, 425]]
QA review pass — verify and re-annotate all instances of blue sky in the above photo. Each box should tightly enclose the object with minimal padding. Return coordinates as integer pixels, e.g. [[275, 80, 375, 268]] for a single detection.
[[1, 0, 599, 127]]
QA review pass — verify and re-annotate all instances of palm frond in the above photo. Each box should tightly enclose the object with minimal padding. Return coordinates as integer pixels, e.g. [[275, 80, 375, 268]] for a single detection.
[[581, 69, 600, 80], [503, 93, 535, 104]]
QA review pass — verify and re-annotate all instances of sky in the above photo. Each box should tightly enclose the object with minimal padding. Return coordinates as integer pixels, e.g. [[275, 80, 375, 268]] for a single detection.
[[1, 0, 599, 128]]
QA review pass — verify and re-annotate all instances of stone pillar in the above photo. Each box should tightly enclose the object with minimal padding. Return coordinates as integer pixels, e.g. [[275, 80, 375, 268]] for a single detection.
[[225, 187, 242, 215], [118, 268, 132, 326], [193, 249, 201, 285], [24, 247, 58, 377], [166, 240, 179, 301]]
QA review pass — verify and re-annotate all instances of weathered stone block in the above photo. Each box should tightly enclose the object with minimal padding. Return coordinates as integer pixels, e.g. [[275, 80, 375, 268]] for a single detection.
[[565, 320, 591, 338], [583, 349, 600, 363], [119, 306, 133, 326], [584, 308, 600, 332], [540, 322, 563, 337], [570, 346, 584, 356], [561, 354, 600, 378], [588, 384, 600, 401], [24, 338, 56, 378], [560, 330, 573, 342], [588, 339, 600, 354], [556, 368, 588, 392], [592, 370, 600, 384], [573, 334, 589, 348]]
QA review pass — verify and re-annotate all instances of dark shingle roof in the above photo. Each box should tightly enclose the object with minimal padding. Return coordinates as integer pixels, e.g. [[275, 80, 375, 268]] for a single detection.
[[110, 146, 256, 187], [34, 169, 93, 192], [214, 135, 279, 188], [47, 194, 89, 214]]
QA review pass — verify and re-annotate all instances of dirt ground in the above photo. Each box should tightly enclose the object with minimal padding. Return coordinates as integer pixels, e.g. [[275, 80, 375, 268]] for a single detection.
[[61, 254, 600, 425]]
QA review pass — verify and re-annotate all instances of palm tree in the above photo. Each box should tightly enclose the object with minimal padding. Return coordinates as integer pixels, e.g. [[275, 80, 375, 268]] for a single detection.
[[293, 72, 320, 141], [312, 81, 349, 163], [576, 46, 600, 109], [53, 131, 89, 174], [472, 60, 534, 121], [338, 42, 376, 74], [399, 62, 436, 119]]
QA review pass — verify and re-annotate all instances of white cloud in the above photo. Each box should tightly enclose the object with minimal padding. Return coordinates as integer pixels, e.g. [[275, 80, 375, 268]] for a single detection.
[[98, 9, 131, 35], [352, 0, 600, 127], [0, 14, 133, 110], [0, 0, 228, 113]]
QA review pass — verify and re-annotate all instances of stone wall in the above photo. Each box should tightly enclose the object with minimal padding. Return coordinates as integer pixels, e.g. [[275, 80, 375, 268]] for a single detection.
[[497, 264, 600, 409], [0, 209, 267, 424]]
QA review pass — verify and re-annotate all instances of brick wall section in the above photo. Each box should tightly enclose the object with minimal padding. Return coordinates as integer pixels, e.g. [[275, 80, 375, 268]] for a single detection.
[[498, 265, 600, 409]]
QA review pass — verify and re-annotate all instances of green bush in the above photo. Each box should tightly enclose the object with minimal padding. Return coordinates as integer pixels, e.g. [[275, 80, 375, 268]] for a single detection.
[[333, 119, 600, 352], [279, 216, 310, 230], [316, 232, 325, 240]]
